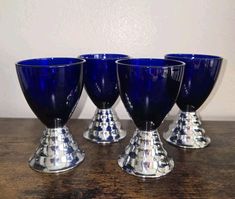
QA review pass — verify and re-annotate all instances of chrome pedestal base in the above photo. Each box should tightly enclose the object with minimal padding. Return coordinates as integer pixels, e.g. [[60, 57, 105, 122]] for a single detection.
[[118, 129, 174, 178], [29, 126, 85, 173], [163, 111, 210, 149], [84, 108, 126, 144]]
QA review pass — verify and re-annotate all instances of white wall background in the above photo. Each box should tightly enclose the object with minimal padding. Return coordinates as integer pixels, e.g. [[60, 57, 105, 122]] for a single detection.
[[0, 0, 234, 120]]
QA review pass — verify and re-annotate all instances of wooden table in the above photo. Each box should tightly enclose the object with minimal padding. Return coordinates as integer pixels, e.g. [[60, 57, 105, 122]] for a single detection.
[[0, 119, 234, 199]]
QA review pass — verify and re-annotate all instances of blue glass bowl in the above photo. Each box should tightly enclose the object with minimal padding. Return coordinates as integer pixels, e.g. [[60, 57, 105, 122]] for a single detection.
[[16, 57, 85, 173], [165, 54, 222, 112], [116, 58, 185, 178], [16, 57, 85, 128], [163, 54, 223, 148], [79, 54, 129, 144], [80, 54, 129, 109], [117, 58, 185, 130]]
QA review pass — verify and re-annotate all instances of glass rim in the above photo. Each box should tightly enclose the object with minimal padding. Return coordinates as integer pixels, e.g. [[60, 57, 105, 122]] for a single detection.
[[165, 53, 223, 60], [115, 58, 185, 69], [79, 53, 129, 60], [16, 57, 86, 68]]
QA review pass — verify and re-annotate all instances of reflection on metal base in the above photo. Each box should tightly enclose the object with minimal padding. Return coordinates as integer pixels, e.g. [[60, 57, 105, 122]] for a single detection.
[[29, 126, 85, 173], [84, 108, 126, 144], [163, 111, 210, 149], [118, 129, 174, 178]]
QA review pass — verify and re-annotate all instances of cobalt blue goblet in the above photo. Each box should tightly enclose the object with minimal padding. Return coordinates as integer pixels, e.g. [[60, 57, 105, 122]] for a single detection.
[[116, 58, 185, 178], [163, 54, 223, 148], [16, 57, 85, 173], [79, 54, 128, 144]]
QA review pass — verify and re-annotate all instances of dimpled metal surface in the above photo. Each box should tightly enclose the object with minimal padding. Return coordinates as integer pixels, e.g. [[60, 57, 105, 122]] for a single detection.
[[163, 111, 210, 149], [29, 126, 85, 173], [83, 108, 126, 144], [118, 129, 174, 178]]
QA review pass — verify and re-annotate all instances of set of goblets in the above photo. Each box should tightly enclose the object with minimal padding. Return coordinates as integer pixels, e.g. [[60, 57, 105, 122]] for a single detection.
[[16, 53, 222, 178]]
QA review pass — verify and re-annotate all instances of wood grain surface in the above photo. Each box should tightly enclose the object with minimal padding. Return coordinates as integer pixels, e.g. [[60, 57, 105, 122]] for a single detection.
[[0, 118, 234, 199]]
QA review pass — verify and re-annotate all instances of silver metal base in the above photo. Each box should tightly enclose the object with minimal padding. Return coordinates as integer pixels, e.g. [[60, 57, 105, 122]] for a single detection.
[[118, 129, 174, 178], [163, 111, 210, 149], [29, 126, 85, 173], [83, 108, 126, 144]]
